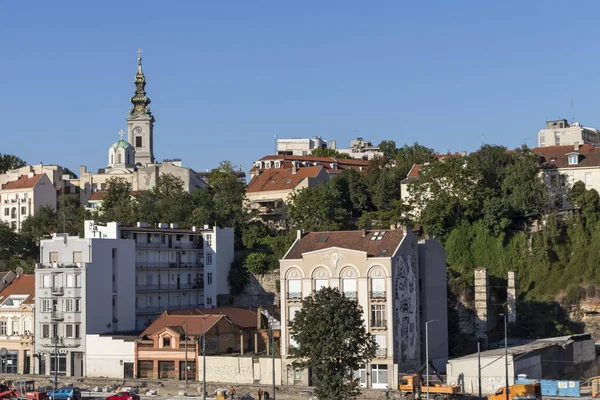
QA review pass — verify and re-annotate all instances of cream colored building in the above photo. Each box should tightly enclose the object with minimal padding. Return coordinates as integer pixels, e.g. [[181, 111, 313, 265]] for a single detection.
[[0, 173, 56, 231], [537, 119, 600, 148], [279, 228, 449, 390], [0, 273, 35, 375]]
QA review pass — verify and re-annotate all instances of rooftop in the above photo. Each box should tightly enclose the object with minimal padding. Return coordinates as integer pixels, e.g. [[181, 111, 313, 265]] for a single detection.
[[0, 275, 35, 306], [1, 174, 44, 190], [164, 307, 259, 329], [533, 143, 600, 169], [140, 314, 223, 337], [246, 166, 324, 193], [284, 229, 405, 259]]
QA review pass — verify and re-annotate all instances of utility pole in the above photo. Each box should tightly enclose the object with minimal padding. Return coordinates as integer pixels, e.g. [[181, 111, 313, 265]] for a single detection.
[[184, 322, 188, 385], [271, 325, 276, 400], [499, 313, 509, 400], [54, 326, 58, 392], [203, 317, 207, 400], [425, 320, 439, 400], [477, 341, 482, 400]]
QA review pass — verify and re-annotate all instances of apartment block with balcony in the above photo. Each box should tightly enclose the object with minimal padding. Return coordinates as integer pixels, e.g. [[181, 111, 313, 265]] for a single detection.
[[279, 228, 448, 390], [83, 221, 234, 331], [0, 173, 56, 232], [34, 230, 136, 377]]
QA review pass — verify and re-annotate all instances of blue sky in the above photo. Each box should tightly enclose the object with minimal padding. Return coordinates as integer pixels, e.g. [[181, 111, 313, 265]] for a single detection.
[[2, 1, 600, 177]]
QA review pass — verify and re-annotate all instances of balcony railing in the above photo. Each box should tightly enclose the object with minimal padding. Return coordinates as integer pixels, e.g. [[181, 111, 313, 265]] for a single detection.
[[51, 287, 64, 296], [135, 283, 204, 291], [370, 319, 387, 329], [374, 347, 387, 358], [343, 291, 358, 300], [287, 292, 302, 301], [52, 311, 64, 321], [136, 261, 204, 269], [369, 291, 386, 300]]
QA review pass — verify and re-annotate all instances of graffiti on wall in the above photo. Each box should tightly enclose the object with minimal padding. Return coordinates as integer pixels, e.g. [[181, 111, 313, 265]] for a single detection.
[[393, 254, 418, 367]]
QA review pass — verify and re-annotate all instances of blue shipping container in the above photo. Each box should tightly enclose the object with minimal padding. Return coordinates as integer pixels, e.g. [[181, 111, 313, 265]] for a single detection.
[[515, 378, 580, 397]]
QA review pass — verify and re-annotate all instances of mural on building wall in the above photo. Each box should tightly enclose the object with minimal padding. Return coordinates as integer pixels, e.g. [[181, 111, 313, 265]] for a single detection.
[[393, 254, 418, 367]]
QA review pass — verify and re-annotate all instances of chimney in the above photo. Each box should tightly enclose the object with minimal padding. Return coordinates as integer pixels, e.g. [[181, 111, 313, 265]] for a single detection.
[[296, 229, 304, 240], [330, 140, 337, 150], [292, 162, 297, 174], [27, 172, 34, 178], [507, 271, 517, 324], [361, 229, 366, 237], [574, 142, 580, 151]]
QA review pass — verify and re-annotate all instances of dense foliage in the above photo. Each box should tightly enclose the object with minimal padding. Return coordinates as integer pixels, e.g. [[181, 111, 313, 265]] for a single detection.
[[289, 287, 374, 400]]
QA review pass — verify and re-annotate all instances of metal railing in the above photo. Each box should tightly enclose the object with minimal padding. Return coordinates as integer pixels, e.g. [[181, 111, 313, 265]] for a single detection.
[[51, 287, 64, 296], [51, 312, 64, 321], [374, 347, 387, 357], [370, 319, 387, 329], [369, 291, 386, 299], [343, 291, 358, 299], [287, 292, 302, 300]]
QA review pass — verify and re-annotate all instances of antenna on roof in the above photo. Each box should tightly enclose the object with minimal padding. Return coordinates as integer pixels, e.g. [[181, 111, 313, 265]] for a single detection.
[[571, 100, 575, 123], [274, 134, 278, 155]]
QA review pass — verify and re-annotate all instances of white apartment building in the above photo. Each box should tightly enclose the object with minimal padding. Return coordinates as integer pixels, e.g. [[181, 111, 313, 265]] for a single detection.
[[334, 138, 383, 160], [35, 220, 234, 378], [85, 221, 235, 329], [537, 119, 600, 148], [279, 228, 448, 389], [277, 137, 328, 156], [34, 229, 135, 377], [0, 173, 56, 231]]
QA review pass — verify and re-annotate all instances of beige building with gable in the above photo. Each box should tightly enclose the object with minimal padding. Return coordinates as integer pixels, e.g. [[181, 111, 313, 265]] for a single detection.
[[279, 228, 448, 390], [0, 173, 56, 231]]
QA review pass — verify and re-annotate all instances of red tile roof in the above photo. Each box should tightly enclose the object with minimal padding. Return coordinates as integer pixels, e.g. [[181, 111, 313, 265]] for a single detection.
[[284, 229, 405, 259], [165, 307, 258, 329], [0, 275, 35, 305], [89, 192, 108, 201], [246, 166, 323, 193], [140, 314, 223, 338], [259, 155, 369, 166], [1, 174, 44, 190], [532, 144, 600, 168], [407, 164, 422, 178]]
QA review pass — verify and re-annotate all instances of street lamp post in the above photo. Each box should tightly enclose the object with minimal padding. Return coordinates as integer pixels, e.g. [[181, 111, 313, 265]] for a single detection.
[[271, 325, 276, 400], [203, 316, 207, 400], [499, 314, 509, 400], [425, 319, 439, 400]]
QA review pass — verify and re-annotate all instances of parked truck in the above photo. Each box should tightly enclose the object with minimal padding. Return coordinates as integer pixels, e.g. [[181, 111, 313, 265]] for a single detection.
[[399, 360, 462, 400], [488, 383, 542, 400]]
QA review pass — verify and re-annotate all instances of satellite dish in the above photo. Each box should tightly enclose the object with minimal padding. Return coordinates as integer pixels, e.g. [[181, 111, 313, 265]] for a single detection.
[[0, 348, 8, 357], [16, 267, 23, 276]]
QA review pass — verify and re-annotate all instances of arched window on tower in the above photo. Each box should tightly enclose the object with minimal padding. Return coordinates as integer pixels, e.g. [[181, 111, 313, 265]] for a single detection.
[[118, 153, 122, 164], [111, 154, 114, 165], [126, 154, 130, 164]]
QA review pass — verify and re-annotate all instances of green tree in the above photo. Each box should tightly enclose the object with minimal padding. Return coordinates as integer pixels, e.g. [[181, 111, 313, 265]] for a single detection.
[[206, 161, 247, 228], [394, 143, 437, 179], [287, 181, 348, 231], [244, 252, 274, 275], [311, 148, 350, 159], [378, 140, 397, 159], [20, 205, 58, 242], [0, 154, 26, 173], [289, 287, 374, 400], [99, 178, 138, 226]]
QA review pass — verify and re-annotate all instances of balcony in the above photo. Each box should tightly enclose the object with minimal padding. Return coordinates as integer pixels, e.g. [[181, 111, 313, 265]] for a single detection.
[[369, 291, 386, 300], [52, 311, 64, 321], [51, 287, 64, 296], [287, 292, 302, 301], [134, 242, 203, 250], [135, 283, 204, 291], [370, 319, 387, 329], [343, 291, 358, 300], [136, 261, 204, 269], [374, 347, 387, 358]]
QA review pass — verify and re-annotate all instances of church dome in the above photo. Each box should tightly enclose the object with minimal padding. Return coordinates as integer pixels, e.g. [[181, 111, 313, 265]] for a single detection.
[[111, 139, 133, 150]]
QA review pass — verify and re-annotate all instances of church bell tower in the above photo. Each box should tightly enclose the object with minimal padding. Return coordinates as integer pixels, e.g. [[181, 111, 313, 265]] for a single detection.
[[126, 49, 155, 166]]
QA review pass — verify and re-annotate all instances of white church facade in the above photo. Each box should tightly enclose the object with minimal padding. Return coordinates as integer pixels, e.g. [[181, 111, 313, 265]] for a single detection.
[[69, 51, 207, 205]]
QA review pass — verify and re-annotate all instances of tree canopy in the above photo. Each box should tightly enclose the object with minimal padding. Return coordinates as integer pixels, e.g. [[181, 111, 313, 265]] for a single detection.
[[289, 287, 374, 400]]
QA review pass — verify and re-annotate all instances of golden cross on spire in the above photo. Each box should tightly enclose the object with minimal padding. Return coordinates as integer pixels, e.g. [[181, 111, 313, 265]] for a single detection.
[[118, 129, 126, 140], [137, 48, 143, 59]]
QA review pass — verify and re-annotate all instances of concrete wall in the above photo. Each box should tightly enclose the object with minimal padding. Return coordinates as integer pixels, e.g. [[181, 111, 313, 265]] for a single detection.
[[447, 355, 516, 395], [86, 334, 134, 378], [418, 237, 449, 371], [197, 356, 282, 385], [232, 271, 279, 308]]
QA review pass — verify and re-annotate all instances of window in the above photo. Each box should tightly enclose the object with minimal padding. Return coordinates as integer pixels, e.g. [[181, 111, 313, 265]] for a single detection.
[[66, 300, 73, 312], [287, 279, 301, 300], [136, 136, 142, 147], [288, 306, 300, 322], [342, 278, 357, 299], [42, 299, 51, 312], [49, 252, 59, 263], [205, 234, 212, 247], [21, 206, 26, 215], [42, 275, 50, 288], [75, 325, 80, 338], [75, 299, 81, 312], [24, 319, 31, 334], [568, 155, 579, 165], [66, 275, 74, 288], [354, 365, 367, 388], [206, 297, 212, 306], [371, 305, 386, 328], [75, 274, 81, 287], [42, 325, 49, 338], [206, 252, 212, 265], [10, 207, 16, 218], [207, 273, 213, 285], [314, 278, 328, 291], [11, 320, 18, 335], [0, 321, 6, 335], [66, 325, 73, 338], [371, 364, 388, 387], [163, 337, 171, 348], [73, 251, 82, 263], [555, 132, 561, 146], [3, 208, 7, 216], [539, 133, 545, 146], [371, 278, 385, 298]]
